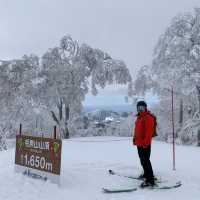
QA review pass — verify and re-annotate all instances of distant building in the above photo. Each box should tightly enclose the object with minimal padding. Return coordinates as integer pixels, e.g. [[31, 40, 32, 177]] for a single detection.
[[104, 117, 114, 123]]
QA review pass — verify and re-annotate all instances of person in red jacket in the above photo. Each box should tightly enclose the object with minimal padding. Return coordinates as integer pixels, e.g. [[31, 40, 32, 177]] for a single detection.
[[133, 100, 155, 187]]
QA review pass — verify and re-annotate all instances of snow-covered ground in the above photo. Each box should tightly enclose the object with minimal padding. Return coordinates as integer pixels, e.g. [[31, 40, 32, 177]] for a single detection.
[[0, 137, 200, 200]]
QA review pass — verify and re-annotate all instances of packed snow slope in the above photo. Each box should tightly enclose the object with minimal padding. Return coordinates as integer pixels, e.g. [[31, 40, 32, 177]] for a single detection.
[[1, 137, 200, 200]]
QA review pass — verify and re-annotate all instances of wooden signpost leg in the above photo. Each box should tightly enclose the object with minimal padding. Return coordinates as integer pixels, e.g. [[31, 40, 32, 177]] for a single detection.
[[54, 126, 57, 139], [19, 124, 22, 136]]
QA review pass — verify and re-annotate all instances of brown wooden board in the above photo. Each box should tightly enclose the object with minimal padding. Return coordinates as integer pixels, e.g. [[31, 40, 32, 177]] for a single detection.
[[15, 135, 62, 175]]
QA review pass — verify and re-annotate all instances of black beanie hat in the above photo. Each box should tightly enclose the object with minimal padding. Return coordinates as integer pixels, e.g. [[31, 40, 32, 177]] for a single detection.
[[136, 101, 147, 108]]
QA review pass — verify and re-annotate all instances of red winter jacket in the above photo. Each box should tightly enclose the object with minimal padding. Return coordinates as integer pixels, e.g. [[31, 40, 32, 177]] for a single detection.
[[133, 110, 155, 147]]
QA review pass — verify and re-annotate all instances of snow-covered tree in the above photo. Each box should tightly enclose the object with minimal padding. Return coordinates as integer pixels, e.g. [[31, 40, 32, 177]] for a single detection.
[[133, 65, 155, 96], [133, 8, 200, 144], [0, 35, 132, 147], [152, 9, 200, 107], [38, 35, 132, 138], [0, 55, 40, 149]]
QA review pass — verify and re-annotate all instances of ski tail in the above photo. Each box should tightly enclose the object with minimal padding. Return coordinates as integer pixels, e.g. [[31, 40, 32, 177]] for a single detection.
[[155, 181, 182, 189], [102, 187, 137, 193]]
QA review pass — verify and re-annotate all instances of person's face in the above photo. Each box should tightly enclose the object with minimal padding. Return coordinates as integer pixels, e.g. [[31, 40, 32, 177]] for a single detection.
[[137, 105, 146, 113]]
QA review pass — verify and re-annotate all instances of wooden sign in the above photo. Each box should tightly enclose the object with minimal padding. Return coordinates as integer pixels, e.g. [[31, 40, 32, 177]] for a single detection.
[[15, 135, 62, 183]]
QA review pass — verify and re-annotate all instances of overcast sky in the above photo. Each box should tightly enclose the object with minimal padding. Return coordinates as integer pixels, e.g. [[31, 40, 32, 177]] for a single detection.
[[0, 0, 200, 105]]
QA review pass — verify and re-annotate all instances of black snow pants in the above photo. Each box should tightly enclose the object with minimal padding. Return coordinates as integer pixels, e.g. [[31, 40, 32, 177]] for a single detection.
[[137, 146, 154, 184]]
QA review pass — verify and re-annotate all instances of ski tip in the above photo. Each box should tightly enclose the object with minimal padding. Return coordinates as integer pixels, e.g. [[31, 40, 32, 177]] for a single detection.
[[175, 181, 182, 187], [102, 188, 110, 193], [108, 169, 114, 174]]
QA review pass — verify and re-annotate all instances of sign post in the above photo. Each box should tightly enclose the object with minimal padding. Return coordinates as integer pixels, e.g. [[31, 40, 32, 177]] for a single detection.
[[15, 125, 62, 184]]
